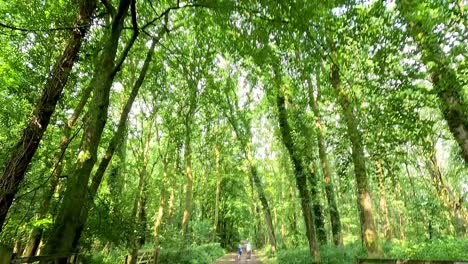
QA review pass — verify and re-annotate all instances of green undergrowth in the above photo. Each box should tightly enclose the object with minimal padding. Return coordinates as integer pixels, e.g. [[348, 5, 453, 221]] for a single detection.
[[158, 243, 226, 264], [382, 238, 468, 260], [81, 243, 225, 264], [258, 238, 468, 264]]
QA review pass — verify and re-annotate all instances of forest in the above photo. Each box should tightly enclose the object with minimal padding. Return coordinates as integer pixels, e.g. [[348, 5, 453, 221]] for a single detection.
[[0, 0, 467, 263]]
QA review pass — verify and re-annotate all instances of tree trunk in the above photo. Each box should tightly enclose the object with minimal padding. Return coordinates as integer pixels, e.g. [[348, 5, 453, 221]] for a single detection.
[[276, 87, 320, 261], [153, 155, 169, 264], [181, 130, 194, 238], [129, 169, 148, 264], [138, 196, 147, 246], [129, 122, 153, 264], [72, 39, 156, 245], [22, 84, 93, 257], [41, 0, 132, 257], [226, 112, 278, 251], [249, 165, 277, 252], [167, 144, 180, 226], [309, 81, 343, 246], [0, 0, 97, 232], [330, 63, 380, 256], [222, 86, 278, 251], [426, 146, 467, 235], [289, 186, 298, 237], [376, 160, 392, 242], [90, 40, 154, 198], [397, 0, 468, 164], [181, 87, 197, 239], [212, 146, 221, 242], [306, 164, 327, 244]]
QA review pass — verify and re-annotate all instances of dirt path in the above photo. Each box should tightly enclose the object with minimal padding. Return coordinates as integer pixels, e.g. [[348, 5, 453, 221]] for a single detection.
[[211, 252, 262, 264]]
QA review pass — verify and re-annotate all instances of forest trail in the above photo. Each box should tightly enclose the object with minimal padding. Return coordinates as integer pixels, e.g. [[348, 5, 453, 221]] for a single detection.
[[211, 252, 262, 264]]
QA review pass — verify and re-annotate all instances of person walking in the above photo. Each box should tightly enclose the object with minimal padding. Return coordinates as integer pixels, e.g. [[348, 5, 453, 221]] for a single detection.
[[246, 240, 252, 260], [237, 243, 243, 260]]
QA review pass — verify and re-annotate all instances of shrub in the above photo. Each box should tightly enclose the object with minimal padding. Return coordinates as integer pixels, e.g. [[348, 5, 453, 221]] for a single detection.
[[276, 243, 365, 264], [158, 243, 226, 264], [386, 238, 468, 260], [265, 238, 468, 264]]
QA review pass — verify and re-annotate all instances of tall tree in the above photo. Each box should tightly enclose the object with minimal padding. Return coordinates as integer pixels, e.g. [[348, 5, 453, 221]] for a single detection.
[[308, 75, 343, 246], [41, 0, 135, 256], [275, 71, 320, 261], [0, 0, 97, 231], [181, 83, 197, 239], [129, 109, 156, 264], [375, 159, 393, 242], [212, 146, 221, 242], [330, 62, 380, 256], [217, 78, 278, 252], [22, 84, 93, 257]]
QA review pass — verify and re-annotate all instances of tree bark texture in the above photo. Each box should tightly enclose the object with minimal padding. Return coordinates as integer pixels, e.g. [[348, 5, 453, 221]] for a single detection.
[[309, 85, 343, 246], [22, 84, 93, 257], [212, 146, 221, 242], [41, 0, 132, 257], [90, 40, 154, 198], [376, 160, 392, 241], [330, 63, 380, 256], [306, 165, 327, 244], [181, 132, 194, 238], [276, 88, 320, 261], [167, 144, 181, 226], [181, 87, 197, 238], [0, 0, 97, 232], [72, 40, 155, 245]]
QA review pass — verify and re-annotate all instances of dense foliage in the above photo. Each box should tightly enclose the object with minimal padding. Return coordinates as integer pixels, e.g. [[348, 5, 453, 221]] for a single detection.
[[0, 0, 466, 263]]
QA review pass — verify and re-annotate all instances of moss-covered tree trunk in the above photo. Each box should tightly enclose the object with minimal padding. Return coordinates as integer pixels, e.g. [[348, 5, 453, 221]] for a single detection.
[[181, 130, 194, 238], [376, 160, 392, 241], [72, 40, 155, 244], [153, 133, 174, 263], [289, 186, 298, 237], [426, 145, 467, 235], [330, 64, 380, 256], [309, 80, 343, 246], [167, 144, 181, 226], [40, 0, 132, 258], [397, 0, 468, 164], [22, 85, 93, 257], [276, 86, 320, 261], [181, 84, 197, 238], [0, 0, 96, 232], [306, 164, 327, 244], [90, 41, 154, 193], [212, 146, 221, 242]]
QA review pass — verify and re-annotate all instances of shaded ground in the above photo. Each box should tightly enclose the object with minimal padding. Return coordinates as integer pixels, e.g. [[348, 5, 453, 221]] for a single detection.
[[211, 252, 262, 264]]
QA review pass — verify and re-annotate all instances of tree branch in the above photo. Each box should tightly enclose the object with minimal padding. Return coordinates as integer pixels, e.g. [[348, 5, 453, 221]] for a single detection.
[[111, 0, 139, 75], [142, 3, 210, 30], [101, 0, 116, 17], [0, 22, 85, 33]]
